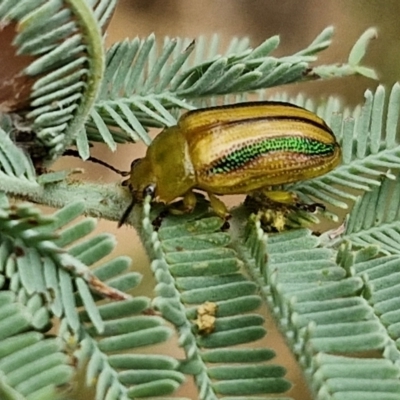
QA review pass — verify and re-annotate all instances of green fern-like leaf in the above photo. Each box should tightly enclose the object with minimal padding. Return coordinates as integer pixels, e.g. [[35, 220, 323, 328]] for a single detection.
[[0, 197, 185, 399], [0, 201, 102, 332], [243, 220, 400, 399], [0, 0, 110, 159], [74, 297, 179, 400], [348, 245, 400, 364], [0, 291, 73, 400], [0, 127, 38, 196], [137, 195, 292, 399], [328, 175, 400, 255]]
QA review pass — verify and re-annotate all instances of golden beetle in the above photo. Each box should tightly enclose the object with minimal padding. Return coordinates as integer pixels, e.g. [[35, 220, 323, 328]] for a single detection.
[[118, 101, 341, 226]]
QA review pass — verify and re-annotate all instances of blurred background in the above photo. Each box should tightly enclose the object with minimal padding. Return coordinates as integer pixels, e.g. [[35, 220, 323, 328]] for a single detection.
[[67, 1, 400, 399]]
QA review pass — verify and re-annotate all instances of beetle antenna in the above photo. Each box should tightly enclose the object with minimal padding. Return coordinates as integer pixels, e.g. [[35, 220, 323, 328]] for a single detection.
[[118, 198, 137, 228], [63, 149, 129, 176]]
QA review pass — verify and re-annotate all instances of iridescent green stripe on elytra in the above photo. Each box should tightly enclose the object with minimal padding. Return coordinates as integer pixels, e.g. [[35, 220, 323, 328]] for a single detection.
[[209, 136, 336, 175]]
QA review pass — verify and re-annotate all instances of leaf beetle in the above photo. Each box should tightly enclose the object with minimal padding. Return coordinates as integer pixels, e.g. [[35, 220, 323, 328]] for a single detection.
[[118, 101, 341, 226]]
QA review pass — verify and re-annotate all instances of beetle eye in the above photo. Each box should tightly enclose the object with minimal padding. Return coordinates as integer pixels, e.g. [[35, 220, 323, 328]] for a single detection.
[[130, 158, 141, 169], [143, 184, 156, 199]]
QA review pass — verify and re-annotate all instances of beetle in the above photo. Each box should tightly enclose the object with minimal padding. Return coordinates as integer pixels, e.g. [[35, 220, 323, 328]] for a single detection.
[[118, 101, 341, 227]]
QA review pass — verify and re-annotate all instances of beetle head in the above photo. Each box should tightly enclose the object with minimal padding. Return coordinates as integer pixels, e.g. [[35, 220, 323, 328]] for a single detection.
[[128, 157, 157, 202], [118, 158, 157, 227]]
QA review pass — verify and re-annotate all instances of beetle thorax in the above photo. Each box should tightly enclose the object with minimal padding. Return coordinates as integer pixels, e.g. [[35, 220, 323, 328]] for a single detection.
[[131, 126, 196, 204]]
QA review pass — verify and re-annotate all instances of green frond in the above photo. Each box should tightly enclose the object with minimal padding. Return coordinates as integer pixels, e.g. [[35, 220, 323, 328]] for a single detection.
[[86, 27, 374, 151], [290, 83, 400, 210], [76, 297, 180, 400], [0, 198, 186, 399], [330, 175, 400, 255], [0, 200, 135, 333], [0, 127, 38, 194], [138, 196, 292, 399], [350, 246, 400, 363], [310, 27, 377, 80], [0, 0, 111, 159], [91, 0, 118, 31], [312, 353, 400, 400], [75, 296, 179, 400], [244, 220, 400, 399], [0, 291, 73, 400]]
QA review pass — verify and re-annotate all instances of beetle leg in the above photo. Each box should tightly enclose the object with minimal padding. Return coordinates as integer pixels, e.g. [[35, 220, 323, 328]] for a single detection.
[[261, 189, 298, 205], [261, 189, 324, 213], [168, 190, 197, 215], [183, 190, 197, 212], [207, 192, 230, 220], [151, 208, 169, 231]]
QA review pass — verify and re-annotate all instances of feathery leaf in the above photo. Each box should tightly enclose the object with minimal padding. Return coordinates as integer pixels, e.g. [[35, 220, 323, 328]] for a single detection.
[[139, 196, 292, 399], [244, 220, 400, 399], [0, 0, 109, 159], [0, 291, 73, 400], [330, 175, 400, 254]]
